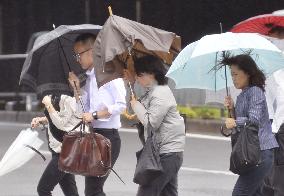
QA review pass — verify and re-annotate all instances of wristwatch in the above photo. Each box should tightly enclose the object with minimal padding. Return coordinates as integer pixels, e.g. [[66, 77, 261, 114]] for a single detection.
[[92, 111, 98, 120]]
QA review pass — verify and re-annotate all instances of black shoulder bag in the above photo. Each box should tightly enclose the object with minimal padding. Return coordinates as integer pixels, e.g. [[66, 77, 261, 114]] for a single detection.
[[229, 122, 261, 175], [133, 124, 163, 185]]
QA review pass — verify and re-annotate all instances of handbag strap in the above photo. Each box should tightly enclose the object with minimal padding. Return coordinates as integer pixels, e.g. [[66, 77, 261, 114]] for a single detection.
[[110, 168, 126, 184], [68, 120, 87, 133]]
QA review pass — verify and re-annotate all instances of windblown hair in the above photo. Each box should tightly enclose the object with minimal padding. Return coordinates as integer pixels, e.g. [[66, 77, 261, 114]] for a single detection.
[[134, 55, 168, 85], [74, 33, 97, 45], [220, 52, 266, 91]]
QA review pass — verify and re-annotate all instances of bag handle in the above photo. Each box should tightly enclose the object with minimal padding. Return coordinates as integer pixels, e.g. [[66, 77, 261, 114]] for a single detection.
[[68, 120, 88, 134]]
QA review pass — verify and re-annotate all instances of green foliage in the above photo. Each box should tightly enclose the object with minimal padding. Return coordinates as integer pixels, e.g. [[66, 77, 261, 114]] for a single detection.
[[177, 105, 197, 118], [178, 105, 224, 119]]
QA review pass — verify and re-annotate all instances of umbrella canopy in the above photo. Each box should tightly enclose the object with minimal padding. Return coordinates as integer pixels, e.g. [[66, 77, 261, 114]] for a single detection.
[[93, 14, 181, 87], [20, 24, 102, 98], [166, 32, 284, 91], [231, 12, 284, 35], [204, 35, 284, 105], [265, 35, 284, 51], [0, 128, 44, 176]]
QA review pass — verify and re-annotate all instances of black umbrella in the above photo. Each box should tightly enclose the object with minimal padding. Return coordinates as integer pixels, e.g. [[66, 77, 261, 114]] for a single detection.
[[19, 24, 102, 98]]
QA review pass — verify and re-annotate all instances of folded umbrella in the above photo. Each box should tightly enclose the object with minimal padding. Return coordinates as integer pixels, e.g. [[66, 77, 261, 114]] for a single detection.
[[0, 128, 44, 176]]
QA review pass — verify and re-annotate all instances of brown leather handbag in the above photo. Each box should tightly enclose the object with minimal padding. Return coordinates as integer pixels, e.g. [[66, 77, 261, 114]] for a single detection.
[[58, 121, 112, 177]]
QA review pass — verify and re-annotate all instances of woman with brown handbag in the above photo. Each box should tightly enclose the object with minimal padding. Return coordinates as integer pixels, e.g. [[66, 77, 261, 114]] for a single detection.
[[31, 93, 84, 196]]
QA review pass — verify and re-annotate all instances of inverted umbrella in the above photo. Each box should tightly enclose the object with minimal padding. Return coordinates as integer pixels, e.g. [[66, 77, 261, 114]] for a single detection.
[[93, 14, 181, 88], [0, 128, 44, 176], [166, 32, 284, 91], [19, 24, 102, 98]]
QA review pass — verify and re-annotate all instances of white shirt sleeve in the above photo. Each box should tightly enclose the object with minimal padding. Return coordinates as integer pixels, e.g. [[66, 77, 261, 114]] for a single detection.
[[105, 79, 127, 116], [265, 76, 276, 120]]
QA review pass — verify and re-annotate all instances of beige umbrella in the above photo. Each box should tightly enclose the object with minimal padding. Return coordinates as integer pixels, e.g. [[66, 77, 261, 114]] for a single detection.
[[93, 8, 181, 88]]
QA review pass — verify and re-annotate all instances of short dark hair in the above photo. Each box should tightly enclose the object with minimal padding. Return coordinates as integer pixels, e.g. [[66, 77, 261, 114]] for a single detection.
[[74, 33, 97, 45], [221, 53, 266, 91], [134, 55, 168, 85]]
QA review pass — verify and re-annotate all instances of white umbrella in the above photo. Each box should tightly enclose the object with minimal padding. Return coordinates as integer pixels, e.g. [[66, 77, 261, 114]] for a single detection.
[[0, 128, 44, 176]]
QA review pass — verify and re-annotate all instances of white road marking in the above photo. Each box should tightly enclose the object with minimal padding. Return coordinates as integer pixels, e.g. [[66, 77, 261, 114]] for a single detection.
[[181, 166, 236, 176], [39, 150, 235, 176], [0, 122, 230, 141], [120, 128, 230, 141]]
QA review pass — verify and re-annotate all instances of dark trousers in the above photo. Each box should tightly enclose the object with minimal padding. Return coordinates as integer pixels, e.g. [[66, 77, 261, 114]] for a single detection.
[[232, 149, 273, 196], [261, 131, 284, 196], [261, 164, 284, 196], [137, 152, 183, 196], [85, 128, 121, 196], [37, 153, 79, 196]]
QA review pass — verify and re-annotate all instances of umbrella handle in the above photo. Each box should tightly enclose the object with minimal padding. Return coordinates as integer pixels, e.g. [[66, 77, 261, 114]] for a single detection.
[[23, 144, 46, 161], [220, 125, 232, 137], [128, 81, 134, 96], [73, 81, 86, 113], [220, 106, 235, 137]]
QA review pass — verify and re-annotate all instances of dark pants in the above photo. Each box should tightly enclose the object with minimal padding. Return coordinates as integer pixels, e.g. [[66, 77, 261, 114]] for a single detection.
[[232, 149, 273, 196], [85, 128, 121, 196], [261, 164, 284, 196], [137, 152, 183, 196], [261, 132, 284, 196], [37, 153, 79, 196]]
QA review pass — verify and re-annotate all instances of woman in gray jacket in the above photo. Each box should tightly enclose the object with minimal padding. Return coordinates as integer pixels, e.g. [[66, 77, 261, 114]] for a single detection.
[[126, 55, 186, 196]]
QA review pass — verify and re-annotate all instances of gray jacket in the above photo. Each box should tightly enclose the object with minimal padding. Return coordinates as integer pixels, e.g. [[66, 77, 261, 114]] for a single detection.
[[132, 84, 185, 154]]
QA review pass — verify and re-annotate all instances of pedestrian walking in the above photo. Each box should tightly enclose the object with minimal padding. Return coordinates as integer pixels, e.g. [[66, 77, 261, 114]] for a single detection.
[[124, 55, 186, 196], [31, 93, 82, 196], [223, 54, 279, 196], [68, 33, 126, 196]]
